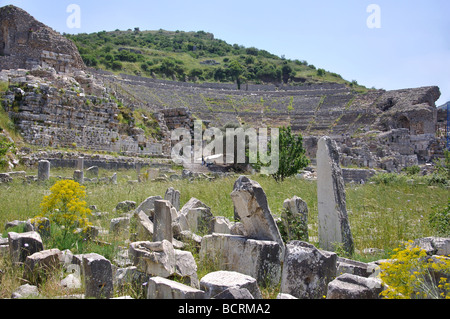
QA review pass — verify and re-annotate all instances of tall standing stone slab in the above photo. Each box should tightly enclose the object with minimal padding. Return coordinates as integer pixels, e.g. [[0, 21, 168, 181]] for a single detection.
[[317, 136, 354, 255], [82, 253, 113, 299], [165, 187, 181, 211], [153, 200, 173, 242], [37, 160, 50, 181], [231, 176, 284, 249]]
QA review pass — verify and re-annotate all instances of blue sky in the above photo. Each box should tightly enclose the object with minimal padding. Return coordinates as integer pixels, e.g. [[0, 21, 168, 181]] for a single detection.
[[2, 0, 449, 105]]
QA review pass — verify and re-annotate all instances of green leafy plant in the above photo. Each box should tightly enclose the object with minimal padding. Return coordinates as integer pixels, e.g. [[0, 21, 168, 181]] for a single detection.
[[429, 200, 450, 237]]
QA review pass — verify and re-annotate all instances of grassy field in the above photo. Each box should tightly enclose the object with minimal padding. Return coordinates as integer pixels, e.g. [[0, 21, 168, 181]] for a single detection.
[[1, 167, 447, 253], [0, 166, 447, 298]]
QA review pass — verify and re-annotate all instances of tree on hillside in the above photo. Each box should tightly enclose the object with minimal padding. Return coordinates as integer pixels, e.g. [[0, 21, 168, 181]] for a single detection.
[[228, 60, 244, 90]]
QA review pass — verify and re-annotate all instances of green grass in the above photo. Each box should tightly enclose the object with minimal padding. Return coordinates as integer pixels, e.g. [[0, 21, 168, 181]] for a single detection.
[[0, 167, 448, 298], [1, 168, 447, 254]]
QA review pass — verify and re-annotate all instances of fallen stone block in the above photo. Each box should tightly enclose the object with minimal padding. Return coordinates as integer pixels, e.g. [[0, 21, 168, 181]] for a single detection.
[[129, 240, 176, 278], [200, 271, 262, 299], [327, 273, 383, 299], [200, 233, 282, 287], [23, 248, 62, 284], [147, 276, 205, 299]]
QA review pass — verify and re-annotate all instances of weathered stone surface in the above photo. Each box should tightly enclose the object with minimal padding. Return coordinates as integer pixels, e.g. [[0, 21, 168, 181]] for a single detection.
[[133, 210, 154, 241], [414, 237, 450, 256], [11, 284, 40, 299], [200, 271, 262, 299], [281, 196, 309, 241], [327, 273, 383, 299], [231, 176, 284, 249], [82, 253, 113, 299], [0, 5, 85, 72], [164, 187, 181, 211], [213, 287, 255, 300], [147, 276, 205, 299], [37, 160, 50, 181], [200, 234, 282, 287], [317, 136, 354, 255], [60, 274, 82, 290], [210, 216, 233, 234], [113, 266, 148, 289], [129, 240, 176, 278], [135, 196, 163, 218], [153, 200, 173, 242], [8, 231, 43, 264], [337, 257, 373, 278], [23, 248, 62, 283], [174, 249, 198, 285], [179, 198, 214, 235], [280, 241, 337, 299]]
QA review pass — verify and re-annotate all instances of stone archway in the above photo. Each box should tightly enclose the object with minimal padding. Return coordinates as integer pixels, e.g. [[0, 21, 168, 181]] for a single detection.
[[397, 115, 410, 131]]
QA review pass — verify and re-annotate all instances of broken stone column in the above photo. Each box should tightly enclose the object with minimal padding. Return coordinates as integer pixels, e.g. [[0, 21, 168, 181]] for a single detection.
[[82, 253, 113, 299], [77, 157, 84, 171], [165, 187, 181, 211], [231, 176, 284, 249], [153, 200, 173, 242], [317, 136, 354, 255], [73, 170, 84, 184], [37, 160, 50, 181]]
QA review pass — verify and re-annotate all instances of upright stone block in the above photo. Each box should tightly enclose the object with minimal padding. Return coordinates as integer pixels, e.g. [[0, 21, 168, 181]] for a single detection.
[[317, 136, 354, 255], [153, 200, 173, 242], [280, 241, 337, 299], [82, 253, 113, 299], [73, 170, 84, 184], [37, 160, 50, 181], [231, 176, 284, 249], [165, 187, 181, 211], [200, 234, 282, 287], [8, 231, 44, 264]]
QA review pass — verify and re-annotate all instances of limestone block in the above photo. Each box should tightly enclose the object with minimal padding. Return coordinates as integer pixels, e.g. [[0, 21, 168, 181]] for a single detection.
[[200, 234, 282, 287], [280, 241, 337, 299], [200, 271, 262, 299], [37, 160, 50, 181], [147, 276, 205, 299], [129, 240, 176, 278], [153, 200, 173, 242], [231, 176, 284, 249], [8, 231, 44, 264], [82, 253, 113, 299], [23, 248, 62, 283], [135, 196, 163, 218], [327, 273, 383, 299]]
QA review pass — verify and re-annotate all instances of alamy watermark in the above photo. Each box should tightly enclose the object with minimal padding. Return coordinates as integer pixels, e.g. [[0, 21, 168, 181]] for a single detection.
[[171, 121, 280, 175], [367, 4, 381, 29], [66, 4, 81, 29]]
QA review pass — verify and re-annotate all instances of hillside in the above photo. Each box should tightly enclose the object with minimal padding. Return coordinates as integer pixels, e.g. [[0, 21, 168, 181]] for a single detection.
[[65, 29, 366, 91]]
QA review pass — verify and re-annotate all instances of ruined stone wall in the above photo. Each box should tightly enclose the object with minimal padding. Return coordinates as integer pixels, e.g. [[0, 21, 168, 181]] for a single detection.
[[0, 5, 85, 72], [1, 69, 165, 157]]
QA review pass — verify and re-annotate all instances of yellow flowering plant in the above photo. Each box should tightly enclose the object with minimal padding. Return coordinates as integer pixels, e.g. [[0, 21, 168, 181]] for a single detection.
[[34, 180, 92, 241], [380, 240, 450, 299]]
